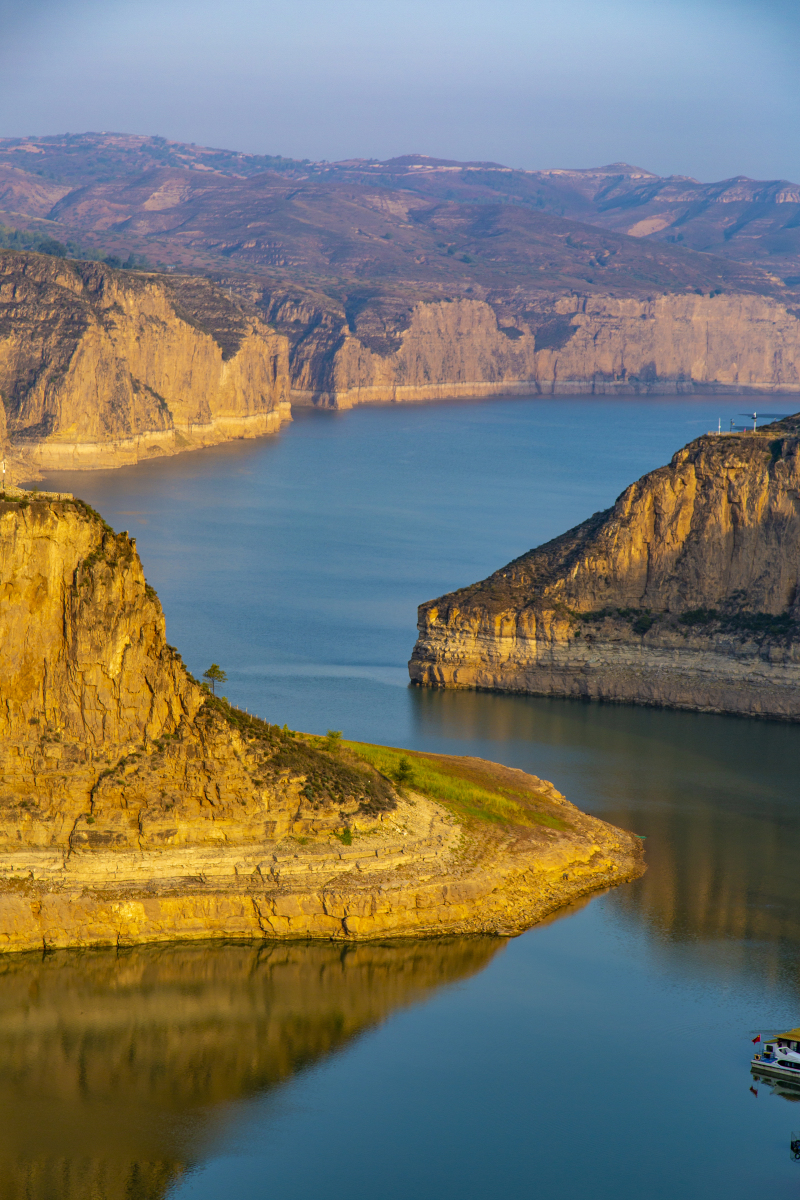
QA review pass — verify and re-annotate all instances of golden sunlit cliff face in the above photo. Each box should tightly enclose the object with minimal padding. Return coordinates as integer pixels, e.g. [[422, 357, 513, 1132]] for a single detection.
[[0, 251, 291, 471], [410, 416, 800, 719], [0, 938, 502, 1200], [275, 291, 800, 408], [1, 247, 799, 481], [0, 492, 643, 952]]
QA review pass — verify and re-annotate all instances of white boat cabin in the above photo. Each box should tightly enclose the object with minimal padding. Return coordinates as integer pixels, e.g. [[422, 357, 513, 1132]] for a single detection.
[[753, 1027, 800, 1076]]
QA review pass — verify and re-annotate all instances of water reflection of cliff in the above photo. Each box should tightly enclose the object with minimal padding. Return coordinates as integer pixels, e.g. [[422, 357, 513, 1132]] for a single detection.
[[411, 688, 800, 956], [0, 937, 502, 1200]]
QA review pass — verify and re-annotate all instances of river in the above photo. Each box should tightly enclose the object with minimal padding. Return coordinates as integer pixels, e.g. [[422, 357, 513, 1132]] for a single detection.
[[16, 394, 800, 1198]]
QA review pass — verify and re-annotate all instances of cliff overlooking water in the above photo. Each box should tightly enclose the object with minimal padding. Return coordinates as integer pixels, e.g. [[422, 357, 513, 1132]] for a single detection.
[[266, 288, 800, 408], [410, 414, 800, 719], [2, 135, 800, 471], [0, 250, 291, 471], [0, 490, 642, 951]]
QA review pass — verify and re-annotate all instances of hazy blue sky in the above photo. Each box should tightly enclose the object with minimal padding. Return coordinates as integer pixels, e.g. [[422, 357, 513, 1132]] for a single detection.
[[0, 0, 797, 180]]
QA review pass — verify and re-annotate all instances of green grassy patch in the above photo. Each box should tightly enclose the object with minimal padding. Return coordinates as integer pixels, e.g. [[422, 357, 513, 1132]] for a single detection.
[[343, 742, 568, 831]]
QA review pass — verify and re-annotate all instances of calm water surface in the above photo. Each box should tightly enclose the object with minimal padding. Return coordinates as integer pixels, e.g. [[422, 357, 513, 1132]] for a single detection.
[[20, 395, 800, 1198]]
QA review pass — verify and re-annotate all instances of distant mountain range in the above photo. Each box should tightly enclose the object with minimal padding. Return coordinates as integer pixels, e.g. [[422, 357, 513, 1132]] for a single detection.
[[1, 132, 798, 295]]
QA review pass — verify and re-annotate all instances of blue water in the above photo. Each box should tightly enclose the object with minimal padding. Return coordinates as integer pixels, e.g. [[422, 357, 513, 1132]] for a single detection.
[[26, 394, 800, 1199]]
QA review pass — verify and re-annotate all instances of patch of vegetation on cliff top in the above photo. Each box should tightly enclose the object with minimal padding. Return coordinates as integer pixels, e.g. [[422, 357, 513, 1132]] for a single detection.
[[69, 497, 115, 533], [199, 696, 396, 815], [0, 225, 151, 270], [344, 742, 569, 830]]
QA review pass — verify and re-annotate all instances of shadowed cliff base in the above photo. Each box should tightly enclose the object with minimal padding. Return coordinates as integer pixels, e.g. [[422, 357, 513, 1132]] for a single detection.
[[0, 937, 501, 1200], [0, 489, 644, 951], [410, 413, 800, 720]]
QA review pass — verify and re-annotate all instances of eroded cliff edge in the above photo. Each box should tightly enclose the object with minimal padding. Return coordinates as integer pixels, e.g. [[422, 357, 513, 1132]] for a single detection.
[[2, 247, 799, 479], [410, 415, 800, 719], [0, 250, 291, 470], [0, 492, 642, 951], [265, 289, 800, 407]]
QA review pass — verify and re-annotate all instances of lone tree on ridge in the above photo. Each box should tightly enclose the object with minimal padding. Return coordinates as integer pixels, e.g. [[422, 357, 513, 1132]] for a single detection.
[[203, 663, 228, 696]]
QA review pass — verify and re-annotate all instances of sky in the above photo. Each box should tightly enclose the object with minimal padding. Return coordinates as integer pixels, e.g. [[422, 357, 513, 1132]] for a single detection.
[[0, 0, 797, 181]]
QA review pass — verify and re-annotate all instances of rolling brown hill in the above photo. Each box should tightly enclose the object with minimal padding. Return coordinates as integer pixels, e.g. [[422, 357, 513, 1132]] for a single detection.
[[2, 134, 798, 287], [1, 133, 799, 445]]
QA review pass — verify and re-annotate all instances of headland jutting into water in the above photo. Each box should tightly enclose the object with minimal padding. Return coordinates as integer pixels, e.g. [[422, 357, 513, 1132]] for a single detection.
[[0, 488, 643, 952], [410, 414, 800, 720]]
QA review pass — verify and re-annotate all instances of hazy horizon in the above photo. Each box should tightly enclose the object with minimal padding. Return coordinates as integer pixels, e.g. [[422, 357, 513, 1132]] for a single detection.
[[1, 0, 798, 185]]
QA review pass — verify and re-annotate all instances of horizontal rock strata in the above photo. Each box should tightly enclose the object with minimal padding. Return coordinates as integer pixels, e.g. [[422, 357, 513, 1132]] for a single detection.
[[410, 416, 800, 719], [0, 492, 643, 951]]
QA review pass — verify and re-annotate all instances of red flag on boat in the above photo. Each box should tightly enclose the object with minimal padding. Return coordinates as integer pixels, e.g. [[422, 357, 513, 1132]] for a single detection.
[[752, 1035, 761, 1043], [750, 1086, 758, 1097]]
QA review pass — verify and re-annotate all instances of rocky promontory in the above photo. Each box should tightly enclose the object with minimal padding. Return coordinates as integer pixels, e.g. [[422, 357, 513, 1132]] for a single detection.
[[410, 415, 800, 719], [0, 490, 642, 952], [0, 250, 290, 471]]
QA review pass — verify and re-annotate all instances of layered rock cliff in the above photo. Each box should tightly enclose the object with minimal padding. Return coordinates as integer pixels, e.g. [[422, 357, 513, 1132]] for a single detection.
[[0, 491, 642, 951], [264, 289, 800, 407], [410, 415, 800, 719], [0, 250, 291, 470], [2, 247, 798, 480]]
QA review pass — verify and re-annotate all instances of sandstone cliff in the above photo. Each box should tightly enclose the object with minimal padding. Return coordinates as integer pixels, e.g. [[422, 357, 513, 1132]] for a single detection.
[[2, 249, 798, 481], [0, 492, 642, 951], [410, 415, 800, 719], [0, 250, 291, 470], [265, 289, 800, 407]]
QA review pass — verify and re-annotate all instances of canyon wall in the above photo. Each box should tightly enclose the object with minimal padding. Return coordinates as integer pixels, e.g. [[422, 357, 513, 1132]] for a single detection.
[[270, 292, 800, 407], [410, 417, 800, 719], [2, 249, 798, 477], [0, 491, 642, 951], [0, 251, 291, 470]]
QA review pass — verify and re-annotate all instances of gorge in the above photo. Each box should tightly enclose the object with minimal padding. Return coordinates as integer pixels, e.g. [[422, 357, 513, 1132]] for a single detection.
[[2, 248, 800, 473], [2, 134, 800, 473]]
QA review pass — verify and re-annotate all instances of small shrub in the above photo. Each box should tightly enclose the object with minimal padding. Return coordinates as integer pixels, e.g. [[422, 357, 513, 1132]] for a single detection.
[[336, 828, 353, 846], [324, 729, 342, 754], [394, 756, 414, 789]]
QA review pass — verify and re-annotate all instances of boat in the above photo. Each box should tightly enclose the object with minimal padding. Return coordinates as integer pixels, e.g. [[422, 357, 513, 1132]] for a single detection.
[[751, 1028, 800, 1085]]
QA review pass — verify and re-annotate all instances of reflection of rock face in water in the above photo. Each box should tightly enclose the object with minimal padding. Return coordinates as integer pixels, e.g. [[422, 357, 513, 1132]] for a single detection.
[[412, 687, 800, 985], [0, 938, 502, 1200]]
